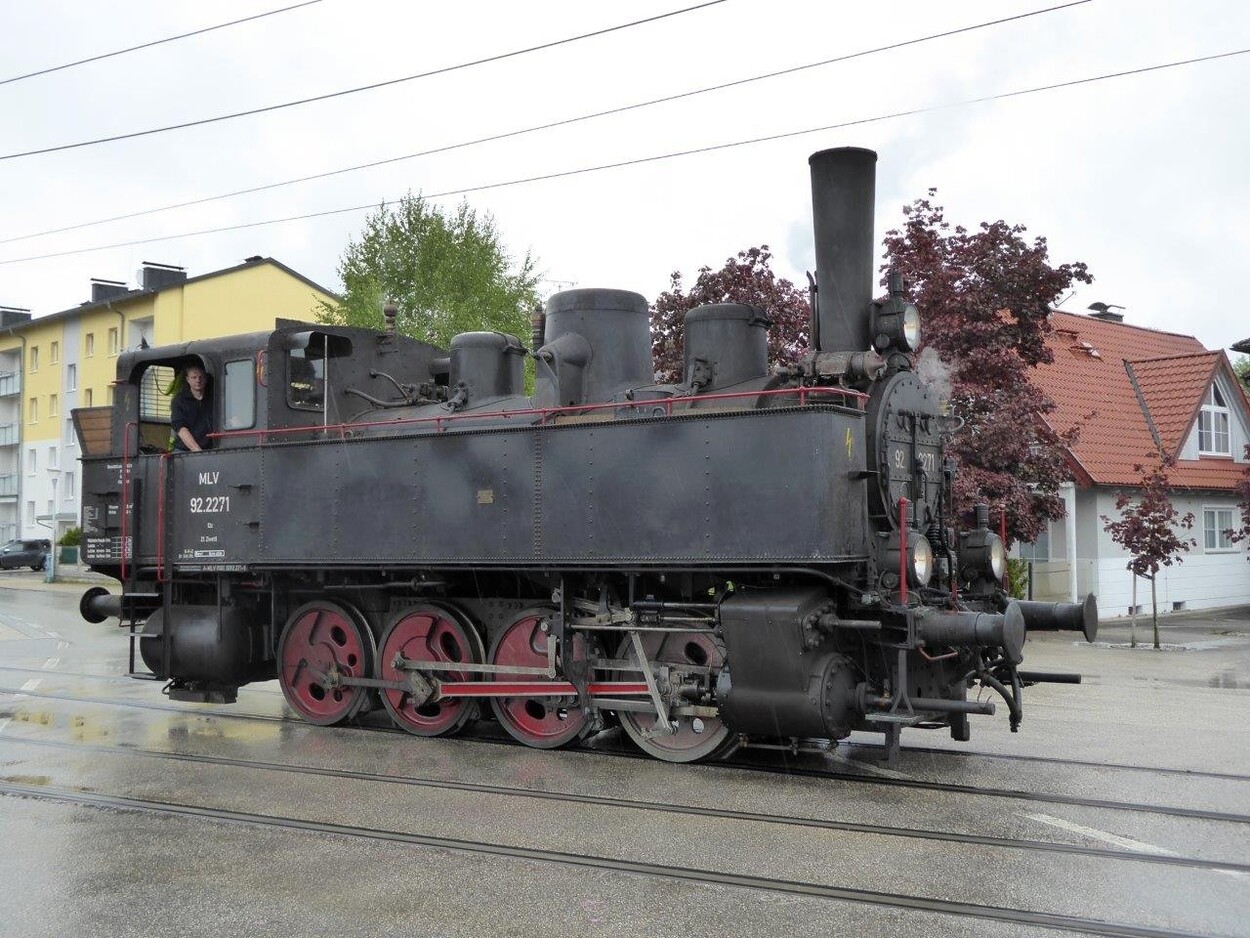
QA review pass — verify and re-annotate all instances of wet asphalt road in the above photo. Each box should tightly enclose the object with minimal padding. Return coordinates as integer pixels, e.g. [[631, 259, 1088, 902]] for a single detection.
[[0, 581, 1248, 937]]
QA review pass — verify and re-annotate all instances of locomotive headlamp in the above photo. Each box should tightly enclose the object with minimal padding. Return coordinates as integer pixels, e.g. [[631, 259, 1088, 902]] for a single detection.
[[958, 529, 1006, 582], [872, 271, 922, 353], [911, 533, 934, 585], [878, 529, 934, 588]]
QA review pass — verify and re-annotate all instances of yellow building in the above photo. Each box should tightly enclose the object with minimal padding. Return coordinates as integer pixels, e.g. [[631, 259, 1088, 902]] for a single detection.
[[0, 258, 337, 543]]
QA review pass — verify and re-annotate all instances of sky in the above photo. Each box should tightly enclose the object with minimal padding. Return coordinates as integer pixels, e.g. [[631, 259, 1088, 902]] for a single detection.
[[1, 0, 1247, 352]]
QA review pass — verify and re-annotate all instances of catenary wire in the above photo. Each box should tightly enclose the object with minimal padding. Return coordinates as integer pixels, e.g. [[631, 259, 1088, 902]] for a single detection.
[[0, 0, 1093, 246], [0, 46, 1244, 268], [0, 1, 326, 87], [0, 1, 727, 162]]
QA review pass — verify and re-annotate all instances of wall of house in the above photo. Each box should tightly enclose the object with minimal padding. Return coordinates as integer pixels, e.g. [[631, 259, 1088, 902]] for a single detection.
[[1085, 489, 1250, 617], [175, 265, 329, 343], [1177, 369, 1249, 461]]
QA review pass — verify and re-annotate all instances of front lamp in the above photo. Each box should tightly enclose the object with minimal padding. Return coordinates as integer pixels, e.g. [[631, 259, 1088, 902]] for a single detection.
[[880, 530, 934, 588], [959, 529, 1006, 583], [872, 300, 922, 353]]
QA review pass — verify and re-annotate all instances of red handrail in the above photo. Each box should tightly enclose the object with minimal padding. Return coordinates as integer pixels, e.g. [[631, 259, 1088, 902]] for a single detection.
[[120, 421, 137, 581], [208, 384, 869, 446], [898, 497, 909, 605]]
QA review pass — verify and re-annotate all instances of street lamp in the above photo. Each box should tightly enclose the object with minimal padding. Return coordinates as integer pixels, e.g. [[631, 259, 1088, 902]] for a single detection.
[[45, 469, 59, 584]]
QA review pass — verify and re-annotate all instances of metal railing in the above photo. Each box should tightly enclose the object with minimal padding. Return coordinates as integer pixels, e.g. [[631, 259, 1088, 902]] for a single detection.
[[0, 372, 19, 397], [0, 473, 18, 498], [0, 423, 17, 447]]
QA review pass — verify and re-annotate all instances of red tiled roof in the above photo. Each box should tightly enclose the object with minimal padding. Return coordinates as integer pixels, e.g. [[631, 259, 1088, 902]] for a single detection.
[[1129, 352, 1221, 454], [1032, 312, 1245, 490]]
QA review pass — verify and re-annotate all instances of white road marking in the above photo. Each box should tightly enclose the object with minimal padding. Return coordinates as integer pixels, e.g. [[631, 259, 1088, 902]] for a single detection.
[[57, 641, 69, 651], [0, 718, 9, 734], [42, 658, 59, 670], [830, 750, 915, 780], [1024, 812, 1178, 856], [18, 679, 40, 692], [45, 631, 60, 639]]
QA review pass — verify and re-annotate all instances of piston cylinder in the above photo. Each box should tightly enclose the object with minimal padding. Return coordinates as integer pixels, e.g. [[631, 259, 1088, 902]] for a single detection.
[[139, 605, 267, 684]]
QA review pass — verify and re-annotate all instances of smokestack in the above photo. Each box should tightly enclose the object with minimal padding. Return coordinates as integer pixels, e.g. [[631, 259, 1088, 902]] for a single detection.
[[809, 148, 877, 353]]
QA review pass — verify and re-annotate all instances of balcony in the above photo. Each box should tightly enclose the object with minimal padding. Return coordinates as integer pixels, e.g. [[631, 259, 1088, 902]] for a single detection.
[[0, 372, 19, 397], [0, 473, 17, 498], [0, 423, 16, 447]]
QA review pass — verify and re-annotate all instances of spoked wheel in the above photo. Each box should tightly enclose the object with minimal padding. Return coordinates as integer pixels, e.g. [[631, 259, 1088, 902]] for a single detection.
[[615, 630, 735, 763], [278, 599, 376, 726], [489, 608, 594, 749], [377, 603, 484, 737]]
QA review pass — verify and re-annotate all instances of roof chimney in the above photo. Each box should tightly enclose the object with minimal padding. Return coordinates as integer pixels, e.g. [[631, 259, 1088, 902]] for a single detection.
[[1087, 301, 1125, 323], [90, 278, 129, 304], [140, 261, 187, 292]]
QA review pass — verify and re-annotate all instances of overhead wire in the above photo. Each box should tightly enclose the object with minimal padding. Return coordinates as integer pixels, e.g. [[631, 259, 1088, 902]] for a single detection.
[[0, 0, 727, 162], [0, 1, 326, 87], [2, 45, 1243, 268], [0, 0, 1093, 246]]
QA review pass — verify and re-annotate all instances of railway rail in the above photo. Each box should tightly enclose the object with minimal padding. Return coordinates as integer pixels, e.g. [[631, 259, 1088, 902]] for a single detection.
[[3, 679, 1248, 827]]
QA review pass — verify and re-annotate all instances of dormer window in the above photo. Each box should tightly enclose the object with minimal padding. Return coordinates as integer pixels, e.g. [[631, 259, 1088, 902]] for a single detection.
[[1198, 384, 1231, 455]]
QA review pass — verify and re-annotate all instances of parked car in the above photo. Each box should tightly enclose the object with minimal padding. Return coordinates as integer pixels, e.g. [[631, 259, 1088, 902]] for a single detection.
[[0, 539, 50, 571]]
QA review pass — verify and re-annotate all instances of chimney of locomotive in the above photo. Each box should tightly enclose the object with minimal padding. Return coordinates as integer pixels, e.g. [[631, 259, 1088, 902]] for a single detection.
[[809, 147, 877, 353]]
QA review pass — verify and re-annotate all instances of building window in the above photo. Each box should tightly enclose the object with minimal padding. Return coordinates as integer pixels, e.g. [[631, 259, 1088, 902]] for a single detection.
[[50, 340, 59, 364], [26, 500, 34, 521], [27, 449, 35, 474], [1017, 526, 1051, 562], [66, 416, 75, 448], [85, 388, 93, 407], [29, 346, 38, 371], [1198, 384, 1231, 455], [108, 327, 119, 356], [28, 397, 37, 423], [49, 393, 58, 417], [67, 363, 77, 390], [107, 385, 114, 405], [86, 333, 95, 357], [1204, 507, 1237, 551], [63, 471, 75, 499], [49, 445, 57, 468]]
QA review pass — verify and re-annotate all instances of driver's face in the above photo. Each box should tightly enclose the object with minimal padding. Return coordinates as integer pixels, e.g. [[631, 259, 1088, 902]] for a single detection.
[[186, 368, 206, 394]]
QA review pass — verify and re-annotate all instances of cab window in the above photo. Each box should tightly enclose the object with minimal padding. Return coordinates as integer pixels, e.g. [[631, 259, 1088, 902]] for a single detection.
[[223, 359, 255, 430]]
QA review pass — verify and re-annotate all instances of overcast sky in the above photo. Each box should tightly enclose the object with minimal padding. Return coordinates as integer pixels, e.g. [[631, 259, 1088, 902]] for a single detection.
[[2, 0, 1247, 352]]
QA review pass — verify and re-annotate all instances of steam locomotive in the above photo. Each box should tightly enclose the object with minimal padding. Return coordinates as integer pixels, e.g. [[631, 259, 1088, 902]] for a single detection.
[[74, 148, 1096, 764]]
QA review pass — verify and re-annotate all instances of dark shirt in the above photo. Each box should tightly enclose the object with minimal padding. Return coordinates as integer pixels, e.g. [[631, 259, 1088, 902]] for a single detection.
[[171, 390, 213, 451]]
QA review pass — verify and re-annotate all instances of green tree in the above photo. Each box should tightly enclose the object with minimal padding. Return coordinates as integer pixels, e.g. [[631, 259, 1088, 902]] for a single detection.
[[318, 194, 541, 349], [1233, 354, 1250, 386]]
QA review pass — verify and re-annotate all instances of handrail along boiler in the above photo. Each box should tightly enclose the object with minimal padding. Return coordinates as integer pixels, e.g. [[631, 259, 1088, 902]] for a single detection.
[[74, 148, 1096, 763]]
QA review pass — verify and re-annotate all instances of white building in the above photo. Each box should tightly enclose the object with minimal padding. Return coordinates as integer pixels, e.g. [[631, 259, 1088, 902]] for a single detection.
[[1019, 310, 1249, 615]]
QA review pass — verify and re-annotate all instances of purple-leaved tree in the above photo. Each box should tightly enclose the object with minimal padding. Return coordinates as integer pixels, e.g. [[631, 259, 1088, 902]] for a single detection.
[[882, 193, 1092, 546], [1101, 455, 1196, 649]]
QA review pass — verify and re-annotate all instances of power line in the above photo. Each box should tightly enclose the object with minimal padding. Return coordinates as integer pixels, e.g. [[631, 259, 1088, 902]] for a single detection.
[[1, 46, 1244, 268], [0, 0, 1092, 246], [0, 1, 326, 87], [0, 1, 727, 162]]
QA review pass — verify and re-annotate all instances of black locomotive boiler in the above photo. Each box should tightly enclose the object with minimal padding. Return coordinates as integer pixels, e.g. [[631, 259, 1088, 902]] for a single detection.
[[74, 148, 1096, 763]]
